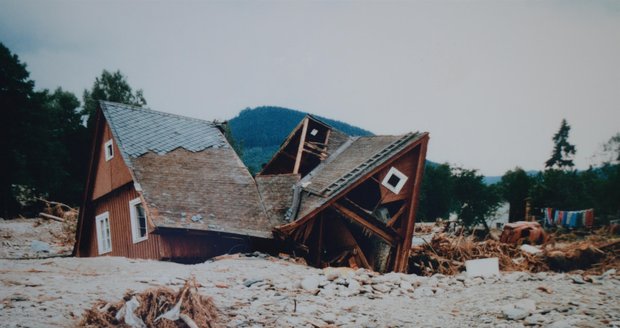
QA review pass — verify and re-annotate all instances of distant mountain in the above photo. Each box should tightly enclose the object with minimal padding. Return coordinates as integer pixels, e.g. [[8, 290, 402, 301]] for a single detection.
[[483, 170, 539, 185], [228, 106, 373, 173]]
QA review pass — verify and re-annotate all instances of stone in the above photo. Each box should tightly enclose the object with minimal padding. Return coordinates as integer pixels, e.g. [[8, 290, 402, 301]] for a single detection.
[[520, 244, 542, 255], [502, 306, 529, 320], [242, 278, 263, 287], [413, 287, 434, 297], [301, 276, 320, 292], [515, 299, 537, 313], [31, 240, 50, 253], [371, 283, 391, 293], [400, 281, 414, 292], [571, 276, 586, 284], [347, 279, 361, 293], [524, 314, 545, 325]]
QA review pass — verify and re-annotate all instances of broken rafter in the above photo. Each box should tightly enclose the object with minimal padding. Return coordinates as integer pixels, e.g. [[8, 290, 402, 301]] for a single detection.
[[293, 118, 309, 174], [387, 205, 407, 228], [331, 201, 399, 246]]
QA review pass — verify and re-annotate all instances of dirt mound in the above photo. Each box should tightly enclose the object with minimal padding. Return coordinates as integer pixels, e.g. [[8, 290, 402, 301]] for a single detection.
[[79, 278, 219, 328]]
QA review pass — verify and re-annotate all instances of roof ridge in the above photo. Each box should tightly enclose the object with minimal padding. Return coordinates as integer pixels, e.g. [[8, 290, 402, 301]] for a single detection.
[[100, 100, 216, 125], [316, 132, 421, 196]]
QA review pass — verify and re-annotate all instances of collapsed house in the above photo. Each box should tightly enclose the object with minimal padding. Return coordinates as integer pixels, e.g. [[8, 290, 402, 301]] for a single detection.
[[75, 101, 429, 272]]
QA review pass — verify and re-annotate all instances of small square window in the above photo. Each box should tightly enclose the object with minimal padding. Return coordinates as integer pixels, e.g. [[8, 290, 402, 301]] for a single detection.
[[387, 174, 401, 188], [104, 139, 114, 161], [310, 128, 319, 136], [129, 198, 148, 243], [381, 167, 408, 194]]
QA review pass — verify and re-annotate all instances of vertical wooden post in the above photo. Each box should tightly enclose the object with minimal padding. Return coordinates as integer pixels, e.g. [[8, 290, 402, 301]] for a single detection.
[[293, 118, 309, 174], [393, 137, 428, 272]]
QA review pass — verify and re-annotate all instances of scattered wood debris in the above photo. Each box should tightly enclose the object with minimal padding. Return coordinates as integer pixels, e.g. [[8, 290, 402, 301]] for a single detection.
[[409, 230, 620, 276], [79, 278, 219, 328]]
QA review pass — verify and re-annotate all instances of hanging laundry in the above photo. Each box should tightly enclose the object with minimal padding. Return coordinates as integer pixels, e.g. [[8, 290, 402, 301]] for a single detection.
[[584, 209, 595, 227]]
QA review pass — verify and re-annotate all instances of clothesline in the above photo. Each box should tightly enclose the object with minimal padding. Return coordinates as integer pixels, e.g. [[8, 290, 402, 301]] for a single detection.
[[543, 208, 594, 228]]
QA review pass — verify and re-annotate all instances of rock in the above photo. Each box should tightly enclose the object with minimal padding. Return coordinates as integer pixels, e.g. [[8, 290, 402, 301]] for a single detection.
[[242, 278, 263, 287], [400, 281, 414, 292], [520, 244, 542, 255], [322, 312, 337, 324], [547, 319, 573, 328], [31, 240, 50, 253], [371, 283, 391, 293], [515, 299, 537, 312], [502, 306, 529, 320], [571, 275, 586, 284], [433, 288, 445, 295], [413, 287, 434, 297], [301, 276, 320, 292], [347, 279, 361, 294], [601, 269, 616, 278], [503, 272, 528, 283], [524, 314, 545, 325]]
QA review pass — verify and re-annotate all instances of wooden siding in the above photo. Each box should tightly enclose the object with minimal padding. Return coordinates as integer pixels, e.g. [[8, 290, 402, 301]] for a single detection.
[[84, 184, 162, 259], [92, 122, 133, 200]]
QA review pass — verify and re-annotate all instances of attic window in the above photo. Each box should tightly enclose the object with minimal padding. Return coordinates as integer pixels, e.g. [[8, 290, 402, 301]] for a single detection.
[[382, 167, 408, 194], [310, 129, 319, 136], [104, 139, 114, 161], [129, 198, 148, 243]]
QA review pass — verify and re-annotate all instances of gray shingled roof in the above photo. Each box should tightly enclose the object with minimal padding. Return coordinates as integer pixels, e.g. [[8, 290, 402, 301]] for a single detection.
[[100, 101, 228, 160], [289, 132, 427, 221]]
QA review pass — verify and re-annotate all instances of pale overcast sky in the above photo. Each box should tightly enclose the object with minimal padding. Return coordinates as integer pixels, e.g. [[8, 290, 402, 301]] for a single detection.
[[1, 0, 619, 175]]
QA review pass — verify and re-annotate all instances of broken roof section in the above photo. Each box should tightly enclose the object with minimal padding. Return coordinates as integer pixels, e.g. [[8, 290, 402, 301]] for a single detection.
[[290, 132, 427, 222], [259, 114, 430, 273], [100, 101, 273, 238]]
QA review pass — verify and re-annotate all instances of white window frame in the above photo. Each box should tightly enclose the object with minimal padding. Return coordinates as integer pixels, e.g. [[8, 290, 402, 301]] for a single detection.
[[129, 197, 148, 243], [381, 167, 409, 194], [104, 139, 114, 161], [95, 212, 112, 254], [310, 128, 319, 136]]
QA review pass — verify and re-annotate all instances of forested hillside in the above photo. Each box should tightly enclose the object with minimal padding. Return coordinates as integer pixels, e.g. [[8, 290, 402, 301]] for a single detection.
[[228, 106, 373, 173]]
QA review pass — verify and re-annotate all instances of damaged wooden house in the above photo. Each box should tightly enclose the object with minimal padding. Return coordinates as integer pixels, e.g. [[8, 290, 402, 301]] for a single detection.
[[257, 116, 429, 272], [75, 101, 429, 273], [74, 101, 277, 262]]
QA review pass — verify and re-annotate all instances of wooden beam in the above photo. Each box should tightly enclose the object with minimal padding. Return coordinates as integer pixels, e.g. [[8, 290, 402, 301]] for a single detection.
[[331, 202, 397, 246], [387, 204, 407, 228], [293, 118, 309, 174]]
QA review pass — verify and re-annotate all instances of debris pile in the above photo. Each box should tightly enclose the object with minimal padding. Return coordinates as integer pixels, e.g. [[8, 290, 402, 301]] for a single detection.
[[79, 278, 219, 328], [409, 229, 620, 276], [408, 234, 548, 276], [39, 199, 78, 246]]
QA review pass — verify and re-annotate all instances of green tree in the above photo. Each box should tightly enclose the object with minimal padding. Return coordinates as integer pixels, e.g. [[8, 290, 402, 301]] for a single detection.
[[451, 168, 501, 230], [0, 43, 86, 215], [417, 163, 454, 221], [1, 42, 38, 215], [499, 167, 532, 222], [82, 70, 146, 129], [545, 119, 576, 169]]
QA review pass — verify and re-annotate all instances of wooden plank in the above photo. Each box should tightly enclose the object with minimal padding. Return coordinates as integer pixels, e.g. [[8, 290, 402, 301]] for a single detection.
[[331, 202, 396, 246], [293, 118, 309, 174]]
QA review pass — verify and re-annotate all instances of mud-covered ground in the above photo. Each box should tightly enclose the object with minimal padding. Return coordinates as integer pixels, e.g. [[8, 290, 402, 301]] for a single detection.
[[0, 218, 618, 327]]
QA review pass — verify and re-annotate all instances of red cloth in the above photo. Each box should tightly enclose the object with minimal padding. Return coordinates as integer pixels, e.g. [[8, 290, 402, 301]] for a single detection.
[[584, 209, 594, 227]]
